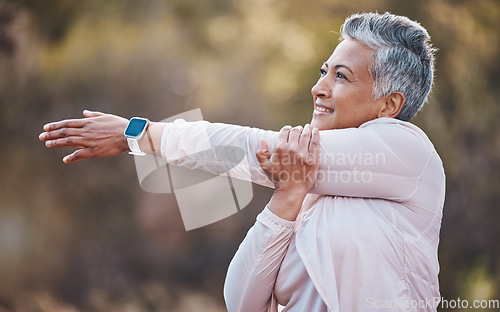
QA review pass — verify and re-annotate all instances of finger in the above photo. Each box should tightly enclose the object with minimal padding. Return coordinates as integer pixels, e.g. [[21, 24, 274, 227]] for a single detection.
[[45, 136, 87, 148], [307, 128, 320, 164], [256, 138, 270, 169], [63, 148, 94, 163], [299, 124, 311, 151], [277, 125, 292, 141], [276, 125, 292, 152], [39, 127, 82, 141], [43, 118, 87, 132], [83, 110, 106, 118], [288, 125, 303, 146]]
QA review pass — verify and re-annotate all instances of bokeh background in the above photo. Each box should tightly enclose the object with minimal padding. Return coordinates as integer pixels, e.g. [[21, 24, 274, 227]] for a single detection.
[[1, 0, 499, 311]]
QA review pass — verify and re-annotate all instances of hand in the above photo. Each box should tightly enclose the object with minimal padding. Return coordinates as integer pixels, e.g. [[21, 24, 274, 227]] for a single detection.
[[39, 110, 130, 163], [256, 124, 320, 220], [257, 124, 320, 195]]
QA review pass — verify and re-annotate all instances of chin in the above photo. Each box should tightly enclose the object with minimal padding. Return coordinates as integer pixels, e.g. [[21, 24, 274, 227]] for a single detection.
[[311, 116, 337, 131]]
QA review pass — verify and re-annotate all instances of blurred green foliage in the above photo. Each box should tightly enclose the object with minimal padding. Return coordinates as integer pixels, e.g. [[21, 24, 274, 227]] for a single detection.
[[0, 0, 499, 311]]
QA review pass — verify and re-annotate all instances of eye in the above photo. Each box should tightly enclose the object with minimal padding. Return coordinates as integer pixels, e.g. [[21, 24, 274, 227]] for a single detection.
[[319, 68, 327, 76], [336, 71, 348, 80]]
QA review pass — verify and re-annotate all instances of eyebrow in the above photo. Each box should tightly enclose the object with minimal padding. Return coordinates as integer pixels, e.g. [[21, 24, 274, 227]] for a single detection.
[[323, 62, 354, 75]]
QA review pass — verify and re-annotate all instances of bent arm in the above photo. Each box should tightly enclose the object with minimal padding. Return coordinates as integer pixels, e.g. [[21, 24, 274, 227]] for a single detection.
[[224, 206, 295, 312]]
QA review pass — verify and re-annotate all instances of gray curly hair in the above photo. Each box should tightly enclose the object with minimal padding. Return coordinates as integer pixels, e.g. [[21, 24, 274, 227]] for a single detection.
[[340, 12, 436, 121]]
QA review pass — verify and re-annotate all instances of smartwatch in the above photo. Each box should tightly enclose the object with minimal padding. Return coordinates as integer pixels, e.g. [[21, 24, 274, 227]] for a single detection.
[[124, 117, 150, 156]]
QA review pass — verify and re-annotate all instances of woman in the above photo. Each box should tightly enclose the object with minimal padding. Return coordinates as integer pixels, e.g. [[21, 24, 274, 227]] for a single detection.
[[40, 12, 445, 311]]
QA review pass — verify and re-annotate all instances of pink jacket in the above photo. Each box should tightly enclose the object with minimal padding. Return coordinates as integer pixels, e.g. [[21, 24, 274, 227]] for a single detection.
[[160, 117, 446, 312]]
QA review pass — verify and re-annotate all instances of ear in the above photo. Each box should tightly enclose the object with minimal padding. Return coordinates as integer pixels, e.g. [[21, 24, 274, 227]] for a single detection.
[[378, 92, 405, 118]]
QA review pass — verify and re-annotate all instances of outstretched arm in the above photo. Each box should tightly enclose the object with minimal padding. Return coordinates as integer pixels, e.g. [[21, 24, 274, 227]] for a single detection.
[[149, 116, 431, 201], [40, 111, 431, 201]]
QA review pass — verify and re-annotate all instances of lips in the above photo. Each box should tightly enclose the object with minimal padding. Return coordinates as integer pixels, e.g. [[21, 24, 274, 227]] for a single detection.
[[314, 103, 334, 113]]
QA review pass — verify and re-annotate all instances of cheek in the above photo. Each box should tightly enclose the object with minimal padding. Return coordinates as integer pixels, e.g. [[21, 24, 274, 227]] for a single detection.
[[334, 89, 378, 126], [341, 86, 374, 111]]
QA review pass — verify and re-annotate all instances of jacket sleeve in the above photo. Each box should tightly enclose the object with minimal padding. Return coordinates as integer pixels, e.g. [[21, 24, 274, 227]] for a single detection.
[[160, 118, 432, 201], [223, 206, 295, 312]]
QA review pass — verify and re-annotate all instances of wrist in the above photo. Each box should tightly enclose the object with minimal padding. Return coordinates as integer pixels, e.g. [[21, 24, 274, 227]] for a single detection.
[[274, 188, 307, 201], [120, 135, 129, 154], [118, 118, 131, 154], [138, 121, 166, 156], [124, 117, 150, 156], [268, 189, 306, 221]]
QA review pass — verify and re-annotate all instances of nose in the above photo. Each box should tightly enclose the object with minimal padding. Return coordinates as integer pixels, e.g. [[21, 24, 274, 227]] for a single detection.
[[311, 77, 330, 99]]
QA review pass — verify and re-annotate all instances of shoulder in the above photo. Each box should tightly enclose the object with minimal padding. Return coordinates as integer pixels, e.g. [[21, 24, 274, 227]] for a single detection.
[[359, 118, 441, 175], [361, 117, 430, 138], [360, 117, 434, 151]]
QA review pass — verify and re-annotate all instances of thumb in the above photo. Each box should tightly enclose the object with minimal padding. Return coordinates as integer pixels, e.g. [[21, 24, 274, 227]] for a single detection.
[[256, 138, 270, 169], [83, 110, 105, 118]]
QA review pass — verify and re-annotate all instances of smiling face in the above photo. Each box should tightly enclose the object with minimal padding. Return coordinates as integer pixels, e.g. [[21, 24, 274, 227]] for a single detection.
[[310, 38, 387, 130]]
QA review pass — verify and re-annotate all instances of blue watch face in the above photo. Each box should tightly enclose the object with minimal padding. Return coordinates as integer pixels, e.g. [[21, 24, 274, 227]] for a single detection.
[[125, 118, 148, 137]]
